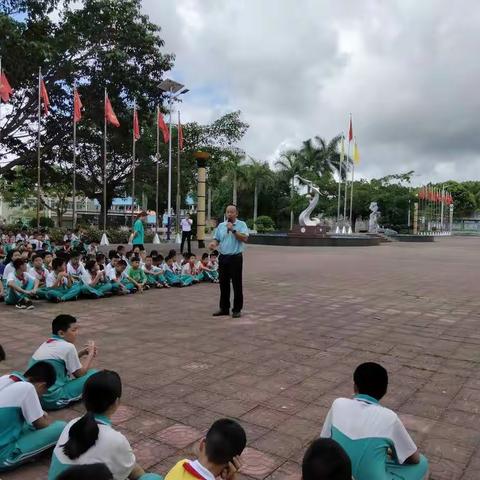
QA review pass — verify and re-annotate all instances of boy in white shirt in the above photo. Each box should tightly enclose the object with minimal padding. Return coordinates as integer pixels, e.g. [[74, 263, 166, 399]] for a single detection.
[[5, 258, 38, 309], [29, 315, 98, 410], [45, 258, 82, 303], [67, 251, 86, 282]]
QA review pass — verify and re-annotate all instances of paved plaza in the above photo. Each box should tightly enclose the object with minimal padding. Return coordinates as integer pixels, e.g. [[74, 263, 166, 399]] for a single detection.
[[2, 237, 480, 480]]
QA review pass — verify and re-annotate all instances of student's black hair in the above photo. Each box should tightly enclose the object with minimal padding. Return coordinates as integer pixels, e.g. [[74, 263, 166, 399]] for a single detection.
[[3, 249, 19, 265], [108, 249, 117, 259], [155, 254, 164, 262], [202, 253, 209, 260], [85, 259, 97, 273], [96, 253, 105, 261], [52, 314, 77, 335], [130, 256, 140, 263], [0, 345, 5, 362], [302, 439, 352, 480], [116, 259, 127, 268], [70, 250, 81, 259], [150, 250, 158, 257], [13, 258, 25, 270], [183, 252, 190, 259], [31, 253, 43, 262], [56, 463, 113, 480], [353, 362, 388, 400], [145, 255, 152, 259], [168, 249, 176, 256], [125, 251, 133, 259], [205, 419, 246, 465], [188, 253, 196, 259], [165, 254, 173, 262], [62, 370, 122, 460], [64, 239, 71, 245], [52, 257, 66, 270], [24, 361, 56, 388], [211, 250, 219, 257], [116, 245, 125, 251]]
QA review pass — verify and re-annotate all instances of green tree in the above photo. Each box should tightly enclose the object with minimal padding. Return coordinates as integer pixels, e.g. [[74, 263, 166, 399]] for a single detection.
[[244, 158, 273, 230]]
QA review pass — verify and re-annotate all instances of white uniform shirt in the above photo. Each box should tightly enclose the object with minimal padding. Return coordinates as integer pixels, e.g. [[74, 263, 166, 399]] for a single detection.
[[46, 271, 67, 288], [107, 269, 126, 282], [0, 374, 44, 425], [31, 337, 82, 376], [2, 262, 15, 280], [67, 262, 86, 278], [181, 218, 192, 232], [81, 270, 93, 285], [52, 417, 136, 480], [6, 270, 35, 287], [29, 266, 48, 284]]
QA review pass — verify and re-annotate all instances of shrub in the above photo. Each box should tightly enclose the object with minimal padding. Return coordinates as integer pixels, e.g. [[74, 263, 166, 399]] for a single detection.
[[29, 217, 55, 228], [254, 215, 276, 233]]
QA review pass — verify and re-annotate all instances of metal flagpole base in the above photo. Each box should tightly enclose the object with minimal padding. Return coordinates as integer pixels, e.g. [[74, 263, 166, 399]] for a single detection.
[[100, 233, 110, 246], [153, 233, 161, 244], [347, 226, 352, 235]]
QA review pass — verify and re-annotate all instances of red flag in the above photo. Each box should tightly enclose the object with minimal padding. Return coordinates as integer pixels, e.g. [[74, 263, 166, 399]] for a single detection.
[[105, 94, 120, 127], [418, 187, 425, 200], [178, 120, 184, 150], [157, 110, 169, 143], [73, 88, 83, 123], [133, 107, 140, 141], [0, 72, 13, 103], [348, 116, 353, 142], [40, 78, 50, 115]]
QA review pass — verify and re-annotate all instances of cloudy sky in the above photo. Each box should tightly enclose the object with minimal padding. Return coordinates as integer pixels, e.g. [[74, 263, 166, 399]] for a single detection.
[[144, 0, 479, 184]]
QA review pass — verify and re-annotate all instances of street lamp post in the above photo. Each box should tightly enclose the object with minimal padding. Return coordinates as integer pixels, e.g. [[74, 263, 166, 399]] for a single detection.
[[159, 79, 189, 242]]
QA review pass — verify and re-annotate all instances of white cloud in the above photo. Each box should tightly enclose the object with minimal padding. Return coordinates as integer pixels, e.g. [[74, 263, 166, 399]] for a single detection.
[[143, 0, 480, 184]]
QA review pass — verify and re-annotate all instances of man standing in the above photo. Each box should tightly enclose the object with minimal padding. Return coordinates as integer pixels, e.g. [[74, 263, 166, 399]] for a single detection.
[[180, 214, 193, 254], [209, 205, 248, 318], [132, 211, 147, 249]]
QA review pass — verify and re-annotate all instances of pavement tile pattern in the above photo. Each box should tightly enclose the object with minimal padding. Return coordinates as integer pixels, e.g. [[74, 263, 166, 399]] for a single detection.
[[1, 237, 480, 479]]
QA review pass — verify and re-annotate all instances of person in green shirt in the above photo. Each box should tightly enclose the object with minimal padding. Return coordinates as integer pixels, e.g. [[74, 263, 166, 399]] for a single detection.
[[126, 257, 147, 292], [132, 211, 147, 248]]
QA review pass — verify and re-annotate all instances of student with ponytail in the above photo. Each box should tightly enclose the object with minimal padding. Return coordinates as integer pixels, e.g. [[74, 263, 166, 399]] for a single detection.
[[48, 370, 161, 480]]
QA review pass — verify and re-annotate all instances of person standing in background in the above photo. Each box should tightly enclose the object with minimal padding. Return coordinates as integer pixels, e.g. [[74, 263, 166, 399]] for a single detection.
[[180, 213, 193, 254]]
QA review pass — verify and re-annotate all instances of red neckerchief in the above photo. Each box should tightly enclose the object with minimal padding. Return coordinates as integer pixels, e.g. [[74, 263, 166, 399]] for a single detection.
[[35, 268, 46, 280], [183, 462, 206, 480], [9, 374, 23, 382], [15, 272, 28, 287]]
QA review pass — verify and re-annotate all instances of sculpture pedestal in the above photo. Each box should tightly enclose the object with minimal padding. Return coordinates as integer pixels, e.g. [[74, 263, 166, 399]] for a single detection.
[[288, 225, 331, 238]]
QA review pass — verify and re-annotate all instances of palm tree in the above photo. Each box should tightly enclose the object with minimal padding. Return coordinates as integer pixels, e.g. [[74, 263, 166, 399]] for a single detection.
[[222, 152, 247, 205], [298, 135, 349, 180], [275, 150, 304, 229], [245, 158, 273, 230]]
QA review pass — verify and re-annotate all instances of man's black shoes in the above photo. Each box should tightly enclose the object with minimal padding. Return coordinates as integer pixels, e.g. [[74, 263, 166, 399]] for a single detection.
[[232, 311, 242, 318], [212, 310, 230, 317]]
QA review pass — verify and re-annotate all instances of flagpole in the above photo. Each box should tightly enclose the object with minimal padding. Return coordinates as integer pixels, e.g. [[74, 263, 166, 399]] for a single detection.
[[36, 67, 42, 229], [349, 138, 356, 227], [167, 88, 173, 240], [103, 88, 107, 232], [336, 135, 344, 225], [343, 141, 350, 226], [175, 110, 181, 239], [131, 100, 136, 227], [72, 85, 77, 229], [155, 105, 160, 233]]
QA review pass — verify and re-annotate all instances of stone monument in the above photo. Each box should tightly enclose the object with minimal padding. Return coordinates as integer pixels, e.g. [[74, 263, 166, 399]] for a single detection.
[[368, 202, 381, 233]]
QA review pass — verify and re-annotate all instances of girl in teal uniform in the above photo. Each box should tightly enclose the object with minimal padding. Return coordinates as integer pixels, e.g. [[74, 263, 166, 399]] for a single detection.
[[44, 258, 82, 303], [48, 370, 162, 480], [81, 260, 113, 298]]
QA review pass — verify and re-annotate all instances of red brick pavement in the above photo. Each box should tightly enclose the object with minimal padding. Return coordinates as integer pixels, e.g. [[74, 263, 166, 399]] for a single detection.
[[2, 237, 480, 479]]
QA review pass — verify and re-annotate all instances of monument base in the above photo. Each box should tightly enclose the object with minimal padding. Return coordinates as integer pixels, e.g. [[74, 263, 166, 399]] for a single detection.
[[288, 225, 331, 238]]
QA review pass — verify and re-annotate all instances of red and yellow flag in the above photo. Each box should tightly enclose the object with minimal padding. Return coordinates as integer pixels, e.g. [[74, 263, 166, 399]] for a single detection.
[[73, 88, 83, 123], [157, 109, 169, 143], [0, 71, 13, 103], [40, 78, 50, 115]]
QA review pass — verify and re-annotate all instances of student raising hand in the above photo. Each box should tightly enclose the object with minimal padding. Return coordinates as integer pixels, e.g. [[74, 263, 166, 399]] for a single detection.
[[221, 455, 242, 480]]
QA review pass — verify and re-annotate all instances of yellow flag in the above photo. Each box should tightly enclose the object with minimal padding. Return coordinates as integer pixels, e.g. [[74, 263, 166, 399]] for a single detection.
[[353, 140, 360, 164]]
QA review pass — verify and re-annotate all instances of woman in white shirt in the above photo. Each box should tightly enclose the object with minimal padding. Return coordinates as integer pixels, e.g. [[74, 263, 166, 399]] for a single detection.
[[48, 371, 161, 480]]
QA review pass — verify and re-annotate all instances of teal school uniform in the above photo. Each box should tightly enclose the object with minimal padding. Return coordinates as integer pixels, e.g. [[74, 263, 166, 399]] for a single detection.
[[28, 336, 97, 410], [132, 219, 144, 245], [0, 373, 65, 471], [4, 271, 35, 305], [320, 394, 428, 480]]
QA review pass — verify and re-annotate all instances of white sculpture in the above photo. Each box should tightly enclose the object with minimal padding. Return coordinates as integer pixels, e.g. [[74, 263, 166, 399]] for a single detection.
[[368, 202, 381, 233], [296, 176, 323, 226]]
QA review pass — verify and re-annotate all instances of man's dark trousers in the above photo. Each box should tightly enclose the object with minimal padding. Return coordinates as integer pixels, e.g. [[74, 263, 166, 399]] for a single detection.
[[181, 231, 192, 253], [219, 253, 243, 313]]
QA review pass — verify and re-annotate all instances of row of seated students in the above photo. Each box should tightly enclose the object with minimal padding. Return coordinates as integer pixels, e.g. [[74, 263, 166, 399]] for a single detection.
[[0, 314, 429, 480], [0, 244, 219, 309]]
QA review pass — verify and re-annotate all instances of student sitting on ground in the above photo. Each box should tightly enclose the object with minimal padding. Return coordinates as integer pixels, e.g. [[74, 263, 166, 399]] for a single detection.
[[44, 258, 82, 303], [199, 252, 219, 283], [105, 251, 119, 279], [142, 255, 168, 288], [96, 253, 107, 271], [165, 418, 245, 480], [44, 251, 54, 271], [29, 315, 97, 411], [108, 260, 136, 294], [302, 438, 352, 480], [320, 362, 429, 480], [181, 253, 203, 283], [67, 251, 86, 282], [4, 258, 39, 309], [0, 362, 66, 472], [57, 463, 113, 480], [163, 254, 193, 287], [126, 256, 148, 292], [48, 370, 162, 480], [28, 253, 48, 288], [81, 260, 113, 298], [152, 255, 170, 288], [1, 249, 21, 287], [116, 245, 126, 261]]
